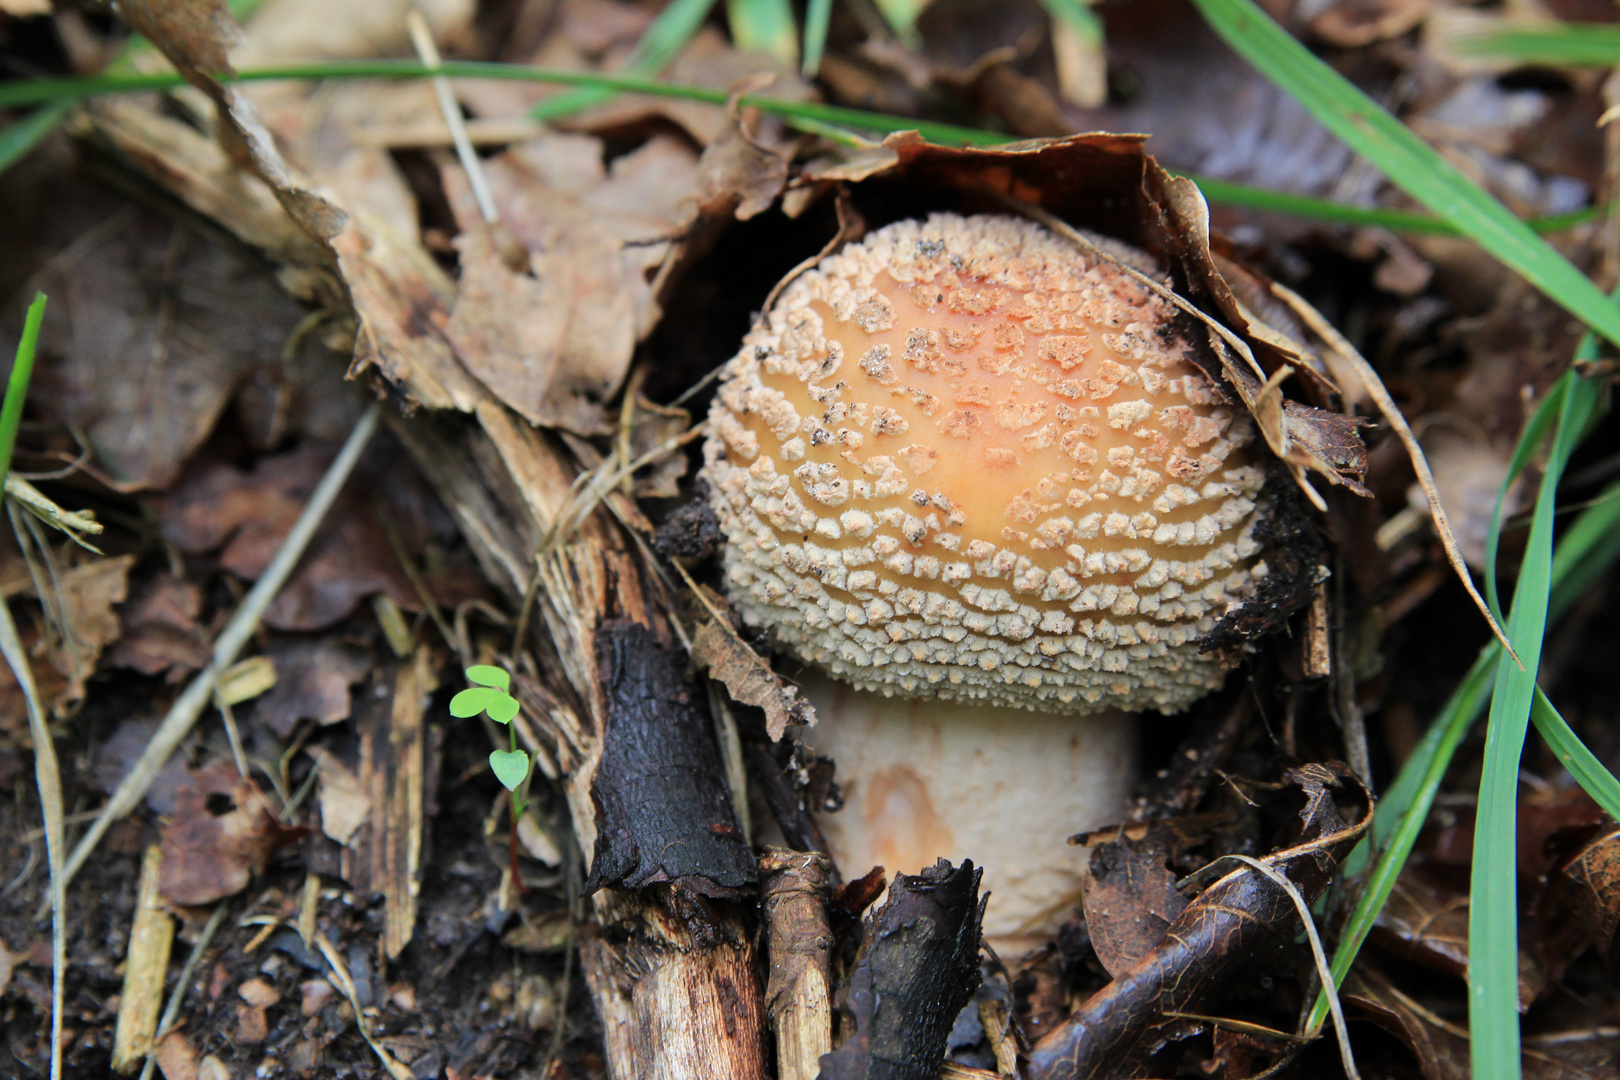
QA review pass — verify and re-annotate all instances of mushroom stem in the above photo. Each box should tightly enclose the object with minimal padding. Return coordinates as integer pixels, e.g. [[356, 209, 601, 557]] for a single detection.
[[797, 671, 1133, 953]]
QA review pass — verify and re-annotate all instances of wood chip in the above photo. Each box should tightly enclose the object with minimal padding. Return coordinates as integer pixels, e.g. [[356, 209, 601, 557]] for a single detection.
[[111, 845, 174, 1073]]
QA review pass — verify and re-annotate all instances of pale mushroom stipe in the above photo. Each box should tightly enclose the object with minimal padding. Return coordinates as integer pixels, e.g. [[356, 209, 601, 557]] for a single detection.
[[702, 213, 1272, 940]]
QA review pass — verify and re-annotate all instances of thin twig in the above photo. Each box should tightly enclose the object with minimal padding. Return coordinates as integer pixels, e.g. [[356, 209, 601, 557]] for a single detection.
[[62, 402, 382, 886]]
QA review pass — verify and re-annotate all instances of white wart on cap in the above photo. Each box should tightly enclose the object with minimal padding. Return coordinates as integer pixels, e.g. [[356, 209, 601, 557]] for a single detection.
[[703, 213, 1270, 715]]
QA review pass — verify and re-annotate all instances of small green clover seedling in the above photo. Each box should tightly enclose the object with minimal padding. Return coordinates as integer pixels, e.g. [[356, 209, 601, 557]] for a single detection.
[[451, 665, 531, 815]]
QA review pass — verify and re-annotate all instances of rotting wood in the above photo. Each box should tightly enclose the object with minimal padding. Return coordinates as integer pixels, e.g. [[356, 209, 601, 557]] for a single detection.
[[111, 845, 173, 1074], [760, 849, 834, 1080], [583, 885, 767, 1080], [348, 645, 432, 958]]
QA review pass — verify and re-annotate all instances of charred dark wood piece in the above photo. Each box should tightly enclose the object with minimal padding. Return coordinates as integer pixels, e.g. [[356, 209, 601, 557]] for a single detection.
[[820, 859, 985, 1080], [585, 619, 755, 896], [1203, 461, 1330, 653], [654, 483, 725, 561], [743, 733, 841, 885]]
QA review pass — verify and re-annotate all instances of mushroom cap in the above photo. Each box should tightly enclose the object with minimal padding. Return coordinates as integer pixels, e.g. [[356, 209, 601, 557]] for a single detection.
[[703, 213, 1269, 714]]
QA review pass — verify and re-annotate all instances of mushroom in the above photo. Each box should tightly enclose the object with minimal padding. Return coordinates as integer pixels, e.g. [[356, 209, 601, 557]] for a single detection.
[[702, 213, 1270, 946]]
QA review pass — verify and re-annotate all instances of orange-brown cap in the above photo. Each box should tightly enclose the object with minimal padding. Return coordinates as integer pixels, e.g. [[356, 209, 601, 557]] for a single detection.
[[703, 213, 1269, 713]]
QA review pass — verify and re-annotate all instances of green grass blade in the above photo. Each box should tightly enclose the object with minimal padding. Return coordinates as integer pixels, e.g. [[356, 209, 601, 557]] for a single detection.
[[1, 63, 1600, 239], [801, 0, 833, 76], [1482, 290, 1616, 618], [0, 293, 48, 491], [1531, 686, 1620, 820], [0, 100, 74, 179], [727, 0, 798, 65], [1189, 0, 1620, 351], [1311, 646, 1491, 1033], [871, 0, 924, 46], [0, 61, 1009, 146], [1305, 420, 1620, 1036], [1481, 379, 1564, 618], [1471, 374, 1599, 1080], [532, 0, 718, 121], [1036, 0, 1104, 45], [1548, 480, 1620, 617], [1185, 174, 1596, 235], [1450, 22, 1620, 67]]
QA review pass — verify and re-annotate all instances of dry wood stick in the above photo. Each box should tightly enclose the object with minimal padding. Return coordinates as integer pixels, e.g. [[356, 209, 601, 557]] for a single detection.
[[761, 849, 834, 1080]]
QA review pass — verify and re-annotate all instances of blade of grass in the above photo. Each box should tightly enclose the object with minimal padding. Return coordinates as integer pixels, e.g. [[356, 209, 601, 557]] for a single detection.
[[1309, 285, 1616, 1038], [1187, 174, 1597, 236], [0, 100, 74, 178], [1189, 0, 1620, 351], [0, 293, 47, 489], [0, 0, 268, 177], [1471, 370, 1600, 1080], [870, 0, 925, 47], [1531, 687, 1620, 820], [1449, 22, 1620, 67], [801, 0, 833, 76], [0, 61, 1005, 146], [3, 62, 1599, 238], [1306, 452, 1620, 1036], [531, 0, 717, 122], [727, 0, 798, 66]]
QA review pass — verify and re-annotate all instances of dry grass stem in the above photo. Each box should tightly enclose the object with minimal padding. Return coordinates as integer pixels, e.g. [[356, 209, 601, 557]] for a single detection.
[[1268, 281, 1520, 666], [0, 586, 64, 1080], [135, 902, 228, 1080], [1212, 854, 1361, 1080], [406, 10, 498, 224], [314, 932, 415, 1080]]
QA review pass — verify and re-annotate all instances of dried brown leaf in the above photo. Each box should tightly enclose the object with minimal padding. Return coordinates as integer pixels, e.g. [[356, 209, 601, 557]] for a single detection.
[[440, 132, 700, 434], [1541, 825, 1620, 967], [108, 573, 210, 679], [254, 637, 372, 737], [1076, 823, 1191, 979], [157, 442, 483, 631], [311, 747, 370, 846], [0, 553, 134, 718], [1348, 962, 1620, 1080], [158, 760, 301, 906], [680, 569, 816, 741], [690, 86, 792, 222], [120, 0, 349, 245], [22, 193, 306, 491]]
